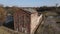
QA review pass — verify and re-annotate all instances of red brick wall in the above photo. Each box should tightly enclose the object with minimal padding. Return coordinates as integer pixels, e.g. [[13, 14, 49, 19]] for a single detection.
[[14, 10, 31, 34]]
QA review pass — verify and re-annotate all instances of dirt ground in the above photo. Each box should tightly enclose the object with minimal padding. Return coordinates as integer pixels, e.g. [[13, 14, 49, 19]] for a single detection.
[[35, 16, 60, 34]]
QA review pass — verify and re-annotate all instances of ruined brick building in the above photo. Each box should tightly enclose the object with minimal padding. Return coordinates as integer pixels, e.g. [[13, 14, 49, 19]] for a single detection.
[[13, 8, 43, 34]]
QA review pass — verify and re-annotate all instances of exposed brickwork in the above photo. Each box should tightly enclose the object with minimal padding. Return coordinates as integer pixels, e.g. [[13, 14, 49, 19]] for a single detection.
[[14, 9, 31, 34]]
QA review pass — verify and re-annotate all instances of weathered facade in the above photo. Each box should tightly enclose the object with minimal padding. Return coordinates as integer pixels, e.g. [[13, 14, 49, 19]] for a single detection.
[[14, 8, 42, 34]]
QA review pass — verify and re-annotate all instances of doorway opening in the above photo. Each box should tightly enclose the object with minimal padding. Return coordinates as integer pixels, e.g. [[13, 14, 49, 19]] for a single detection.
[[3, 15, 14, 30]]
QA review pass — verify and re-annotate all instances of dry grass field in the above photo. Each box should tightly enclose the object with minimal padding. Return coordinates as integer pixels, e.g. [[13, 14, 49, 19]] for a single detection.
[[35, 16, 60, 34], [0, 26, 24, 34], [0, 26, 11, 34]]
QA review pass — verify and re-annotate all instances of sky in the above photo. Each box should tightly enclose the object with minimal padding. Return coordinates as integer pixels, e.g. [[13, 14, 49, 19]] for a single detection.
[[0, 0, 60, 7]]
